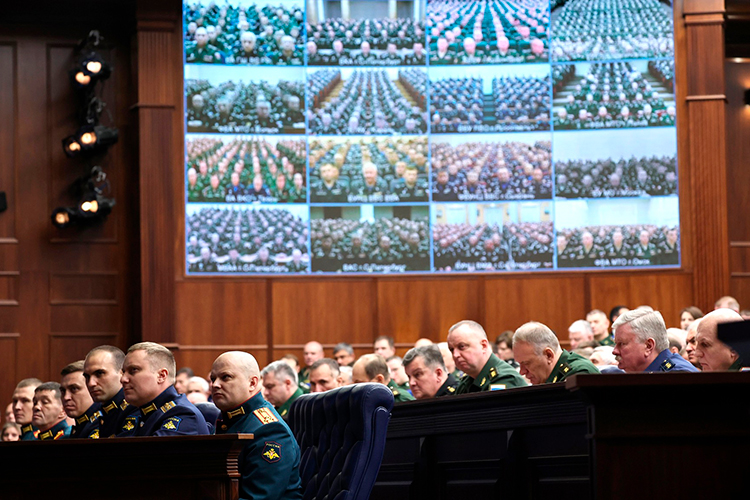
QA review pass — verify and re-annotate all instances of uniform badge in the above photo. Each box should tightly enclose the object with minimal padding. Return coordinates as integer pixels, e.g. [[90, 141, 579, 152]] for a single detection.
[[89, 429, 100, 439], [660, 359, 674, 371], [490, 384, 506, 391], [162, 417, 182, 431], [262, 441, 282, 463], [122, 416, 137, 432], [480, 377, 486, 386], [253, 407, 279, 425], [489, 367, 497, 378]]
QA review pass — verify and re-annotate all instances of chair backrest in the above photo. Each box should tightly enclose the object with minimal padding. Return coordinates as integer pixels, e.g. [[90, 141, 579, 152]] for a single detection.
[[288, 383, 394, 500], [194, 402, 221, 434]]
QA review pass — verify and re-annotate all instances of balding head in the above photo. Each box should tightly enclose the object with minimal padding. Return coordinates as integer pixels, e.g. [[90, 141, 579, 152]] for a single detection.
[[695, 309, 743, 371], [351, 354, 390, 385], [210, 351, 261, 411], [714, 296, 740, 313], [303, 341, 324, 367], [447, 320, 491, 378]]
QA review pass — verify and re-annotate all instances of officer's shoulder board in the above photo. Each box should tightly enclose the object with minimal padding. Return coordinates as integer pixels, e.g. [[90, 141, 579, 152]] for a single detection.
[[660, 358, 675, 371], [253, 407, 279, 425], [551, 360, 572, 383], [488, 366, 498, 379], [446, 385, 456, 394], [160, 401, 176, 413]]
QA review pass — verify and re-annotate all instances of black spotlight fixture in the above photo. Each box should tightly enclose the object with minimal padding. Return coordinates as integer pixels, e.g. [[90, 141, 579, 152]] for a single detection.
[[62, 123, 119, 158], [51, 207, 77, 229], [69, 31, 112, 90], [51, 166, 116, 229]]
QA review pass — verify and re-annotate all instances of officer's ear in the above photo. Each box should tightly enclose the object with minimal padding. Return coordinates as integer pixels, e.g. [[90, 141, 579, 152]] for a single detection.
[[157, 368, 169, 384], [644, 337, 656, 353], [375, 374, 386, 385]]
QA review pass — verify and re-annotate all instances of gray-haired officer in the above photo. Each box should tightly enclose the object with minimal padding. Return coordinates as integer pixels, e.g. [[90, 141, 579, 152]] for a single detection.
[[513, 322, 600, 384]]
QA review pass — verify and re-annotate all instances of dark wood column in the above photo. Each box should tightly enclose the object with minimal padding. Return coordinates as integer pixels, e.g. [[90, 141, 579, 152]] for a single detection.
[[684, 0, 730, 311], [135, 0, 181, 343]]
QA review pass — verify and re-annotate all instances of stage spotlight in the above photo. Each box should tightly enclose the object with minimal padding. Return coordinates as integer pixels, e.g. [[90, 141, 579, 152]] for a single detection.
[[51, 207, 77, 229], [61, 124, 119, 157], [77, 190, 115, 219], [70, 52, 112, 89]]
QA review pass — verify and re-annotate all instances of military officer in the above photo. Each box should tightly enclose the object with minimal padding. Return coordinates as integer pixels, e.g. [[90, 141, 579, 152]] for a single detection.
[[120, 342, 209, 436], [261, 361, 304, 419], [185, 27, 224, 64], [211, 351, 303, 499], [385, 356, 411, 394], [352, 354, 415, 402], [11, 378, 42, 440], [587, 309, 614, 346], [513, 322, 600, 385], [310, 164, 347, 202], [403, 345, 459, 400], [60, 361, 101, 439], [83, 345, 139, 437], [695, 308, 745, 372], [612, 309, 699, 373], [394, 166, 427, 202], [448, 320, 527, 394], [298, 341, 324, 392], [32, 382, 72, 440]]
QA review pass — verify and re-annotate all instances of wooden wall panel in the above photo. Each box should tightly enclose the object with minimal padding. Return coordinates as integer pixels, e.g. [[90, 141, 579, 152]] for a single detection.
[[49, 272, 118, 304], [484, 275, 586, 338], [48, 333, 117, 379], [377, 277, 481, 346], [0, 336, 19, 393], [175, 281, 268, 346], [272, 279, 376, 348], [588, 272, 694, 328], [0, 44, 15, 241], [730, 277, 750, 311], [50, 305, 120, 333], [0, 275, 19, 304], [175, 349, 270, 382]]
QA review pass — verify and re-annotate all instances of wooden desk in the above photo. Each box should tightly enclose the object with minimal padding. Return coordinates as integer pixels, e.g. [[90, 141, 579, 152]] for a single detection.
[[374, 373, 750, 499], [0, 434, 253, 500]]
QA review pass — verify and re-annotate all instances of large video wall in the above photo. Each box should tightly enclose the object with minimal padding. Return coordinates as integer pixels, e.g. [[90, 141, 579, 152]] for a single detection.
[[183, 0, 679, 274]]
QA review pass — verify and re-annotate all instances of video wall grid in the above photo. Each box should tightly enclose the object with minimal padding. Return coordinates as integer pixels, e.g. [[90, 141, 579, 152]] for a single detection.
[[183, 0, 679, 275]]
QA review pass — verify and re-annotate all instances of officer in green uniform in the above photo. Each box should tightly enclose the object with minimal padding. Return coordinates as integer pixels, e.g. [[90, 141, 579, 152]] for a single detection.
[[211, 351, 303, 499], [32, 382, 73, 440], [352, 354, 415, 402], [512, 322, 600, 385], [11, 378, 42, 440], [588, 309, 614, 347], [448, 320, 528, 394], [403, 345, 460, 400], [260, 360, 305, 420]]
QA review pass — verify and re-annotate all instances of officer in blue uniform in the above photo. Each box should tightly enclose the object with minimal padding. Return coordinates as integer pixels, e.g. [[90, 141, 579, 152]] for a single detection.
[[643, 348, 699, 373], [60, 361, 102, 439], [120, 342, 209, 436], [612, 309, 700, 373], [212, 351, 303, 500], [84, 345, 139, 437]]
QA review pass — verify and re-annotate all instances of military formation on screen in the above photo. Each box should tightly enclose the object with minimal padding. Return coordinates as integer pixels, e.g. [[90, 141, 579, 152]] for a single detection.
[[4, 303, 748, 498], [182, 0, 680, 275]]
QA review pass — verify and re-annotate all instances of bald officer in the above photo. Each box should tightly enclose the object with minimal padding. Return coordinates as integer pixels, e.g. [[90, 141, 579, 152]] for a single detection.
[[211, 351, 303, 500], [120, 342, 209, 436], [695, 309, 745, 371], [513, 322, 599, 384], [448, 320, 527, 393]]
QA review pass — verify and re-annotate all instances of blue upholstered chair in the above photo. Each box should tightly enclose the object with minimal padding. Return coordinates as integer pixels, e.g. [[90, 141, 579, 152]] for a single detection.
[[288, 383, 394, 500], [194, 402, 221, 434]]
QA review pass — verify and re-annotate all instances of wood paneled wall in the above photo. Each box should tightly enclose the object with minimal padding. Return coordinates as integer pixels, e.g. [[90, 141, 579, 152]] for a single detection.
[[0, 4, 139, 403], [1, 0, 743, 404]]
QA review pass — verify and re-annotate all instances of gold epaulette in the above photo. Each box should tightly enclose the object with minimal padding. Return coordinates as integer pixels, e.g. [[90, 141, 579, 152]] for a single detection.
[[160, 401, 176, 413], [227, 407, 246, 419], [142, 403, 157, 415]]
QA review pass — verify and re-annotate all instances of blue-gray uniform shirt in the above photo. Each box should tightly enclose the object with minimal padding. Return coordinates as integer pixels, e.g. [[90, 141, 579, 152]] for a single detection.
[[20, 423, 38, 440], [126, 386, 210, 436], [100, 388, 139, 438], [644, 349, 699, 373], [38, 419, 72, 440], [68, 403, 102, 439], [216, 392, 302, 500]]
